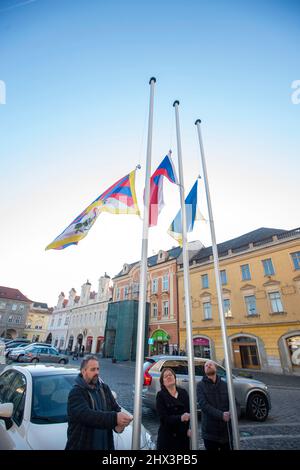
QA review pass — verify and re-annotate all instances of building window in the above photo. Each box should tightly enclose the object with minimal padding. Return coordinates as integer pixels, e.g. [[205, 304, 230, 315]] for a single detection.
[[220, 270, 227, 285], [58, 318, 62, 327], [291, 252, 300, 270], [12, 304, 17, 311], [241, 264, 251, 281], [15, 316, 21, 324], [201, 274, 209, 289], [115, 288, 120, 300], [19, 304, 25, 311], [152, 279, 158, 294], [50, 318, 54, 327], [203, 302, 212, 320], [0, 301, 6, 309], [8, 315, 13, 323], [262, 258, 275, 276], [223, 299, 232, 317], [152, 303, 158, 318], [245, 295, 257, 316], [65, 317, 69, 325], [124, 286, 129, 299], [162, 275, 169, 291], [269, 291, 284, 313], [163, 301, 169, 318]]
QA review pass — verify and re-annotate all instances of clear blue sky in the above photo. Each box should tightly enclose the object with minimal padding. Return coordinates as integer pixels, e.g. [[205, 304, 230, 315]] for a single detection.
[[1, 0, 299, 306]]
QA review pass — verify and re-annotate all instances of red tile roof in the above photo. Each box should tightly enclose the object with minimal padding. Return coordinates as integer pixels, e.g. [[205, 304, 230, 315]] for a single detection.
[[0, 286, 31, 303]]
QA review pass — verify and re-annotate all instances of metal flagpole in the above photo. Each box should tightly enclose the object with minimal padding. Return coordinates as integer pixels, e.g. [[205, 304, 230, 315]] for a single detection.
[[173, 101, 198, 450], [195, 119, 240, 449], [132, 77, 156, 450]]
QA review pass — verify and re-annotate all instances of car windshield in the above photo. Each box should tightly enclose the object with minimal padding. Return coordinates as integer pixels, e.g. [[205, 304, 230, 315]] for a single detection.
[[31, 373, 77, 424]]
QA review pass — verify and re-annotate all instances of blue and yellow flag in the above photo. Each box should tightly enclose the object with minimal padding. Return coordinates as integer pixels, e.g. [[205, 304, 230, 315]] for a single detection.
[[46, 170, 140, 250], [167, 180, 199, 246]]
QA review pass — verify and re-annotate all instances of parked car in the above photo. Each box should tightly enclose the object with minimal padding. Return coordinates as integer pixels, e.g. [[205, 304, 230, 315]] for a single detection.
[[4, 339, 31, 347], [142, 355, 271, 422], [8, 345, 69, 364], [0, 364, 154, 450], [5, 343, 31, 357]]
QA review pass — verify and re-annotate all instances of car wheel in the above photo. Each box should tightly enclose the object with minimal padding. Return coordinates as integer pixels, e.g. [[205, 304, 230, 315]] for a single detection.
[[17, 355, 23, 362], [31, 358, 39, 364], [59, 359, 66, 364], [246, 393, 269, 421]]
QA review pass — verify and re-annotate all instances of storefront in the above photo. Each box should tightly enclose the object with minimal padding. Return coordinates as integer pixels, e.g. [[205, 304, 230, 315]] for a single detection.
[[193, 337, 211, 358], [286, 335, 300, 371], [86, 336, 93, 353], [232, 336, 260, 369], [150, 329, 170, 355], [96, 336, 104, 353]]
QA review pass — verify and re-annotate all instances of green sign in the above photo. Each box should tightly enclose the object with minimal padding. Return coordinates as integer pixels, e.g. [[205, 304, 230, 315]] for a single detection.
[[151, 330, 169, 342]]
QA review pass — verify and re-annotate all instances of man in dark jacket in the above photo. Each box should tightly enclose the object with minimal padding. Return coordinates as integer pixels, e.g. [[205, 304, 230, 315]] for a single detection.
[[197, 360, 232, 450], [65, 355, 132, 450]]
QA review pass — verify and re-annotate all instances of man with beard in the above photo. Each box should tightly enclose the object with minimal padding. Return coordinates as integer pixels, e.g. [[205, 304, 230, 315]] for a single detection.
[[197, 360, 232, 451], [66, 355, 132, 450]]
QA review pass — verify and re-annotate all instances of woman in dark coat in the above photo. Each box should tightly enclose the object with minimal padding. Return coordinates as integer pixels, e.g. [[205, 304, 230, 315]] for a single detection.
[[156, 368, 190, 450]]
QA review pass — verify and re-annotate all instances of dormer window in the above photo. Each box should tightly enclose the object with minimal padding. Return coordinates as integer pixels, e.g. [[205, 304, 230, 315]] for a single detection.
[[158, 250, 169, 263], [123, 263, 129, 274]]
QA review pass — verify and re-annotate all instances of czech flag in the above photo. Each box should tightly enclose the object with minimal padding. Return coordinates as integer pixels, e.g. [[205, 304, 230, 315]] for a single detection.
[[149, 152, 178, 226]]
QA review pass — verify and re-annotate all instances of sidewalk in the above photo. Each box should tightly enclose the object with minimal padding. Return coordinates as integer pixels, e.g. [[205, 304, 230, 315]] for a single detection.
[[233, 368, 300, 388]]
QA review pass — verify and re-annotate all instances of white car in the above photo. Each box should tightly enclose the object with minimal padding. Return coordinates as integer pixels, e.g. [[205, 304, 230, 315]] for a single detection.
[[0, 364, 154, 450]]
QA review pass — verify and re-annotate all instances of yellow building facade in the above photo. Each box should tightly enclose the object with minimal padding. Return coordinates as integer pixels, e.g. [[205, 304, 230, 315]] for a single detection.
[[178, 227, 300, 375], [24, 302, 52, 343]]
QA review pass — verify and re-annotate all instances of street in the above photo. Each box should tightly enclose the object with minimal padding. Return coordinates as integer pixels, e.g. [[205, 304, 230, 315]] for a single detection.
[[97, 358, 300, 450], [1, 358, 300, 450]]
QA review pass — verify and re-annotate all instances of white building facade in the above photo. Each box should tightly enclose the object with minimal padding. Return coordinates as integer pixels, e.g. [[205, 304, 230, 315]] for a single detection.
[[47, 275, 112, 354]]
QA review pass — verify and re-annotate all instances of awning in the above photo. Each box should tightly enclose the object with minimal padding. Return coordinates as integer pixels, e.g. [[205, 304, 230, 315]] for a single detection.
[[151, 330, 169, 342], [193, 337, 209, 346]]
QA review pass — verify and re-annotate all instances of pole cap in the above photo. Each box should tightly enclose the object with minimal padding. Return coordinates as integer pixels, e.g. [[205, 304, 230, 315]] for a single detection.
[[149, 77, 156, 84], [195, 119, 202, 125], [173, 100, 180, 107]]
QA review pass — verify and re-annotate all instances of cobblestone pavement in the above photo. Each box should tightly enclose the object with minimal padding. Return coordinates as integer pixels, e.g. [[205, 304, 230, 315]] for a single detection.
[[1, 358, 300, 450], [97, 358, 300, 450]]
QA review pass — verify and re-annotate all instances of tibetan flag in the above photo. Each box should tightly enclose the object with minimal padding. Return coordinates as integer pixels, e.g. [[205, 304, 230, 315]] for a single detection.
[[167, 180, 199, 246], [149, 152, 178, 226], [46, 170, 140, 250]]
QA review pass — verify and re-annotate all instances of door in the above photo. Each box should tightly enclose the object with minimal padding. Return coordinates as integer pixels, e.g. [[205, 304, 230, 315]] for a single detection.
[[232, 340, 260, 369], [48, 347, 60, 363], [233, 346, 242, 368], [38, 347, 50, 363], [0, 370, 29, 450]]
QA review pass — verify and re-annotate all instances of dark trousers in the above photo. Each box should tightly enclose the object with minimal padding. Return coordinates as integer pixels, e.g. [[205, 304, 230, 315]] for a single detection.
[[203, 439, 231, 451]]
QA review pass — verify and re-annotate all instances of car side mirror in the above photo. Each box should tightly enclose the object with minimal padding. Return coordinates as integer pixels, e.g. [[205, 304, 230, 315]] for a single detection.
[[0, 403, 13, 430], [0, 402, 13, 418]]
